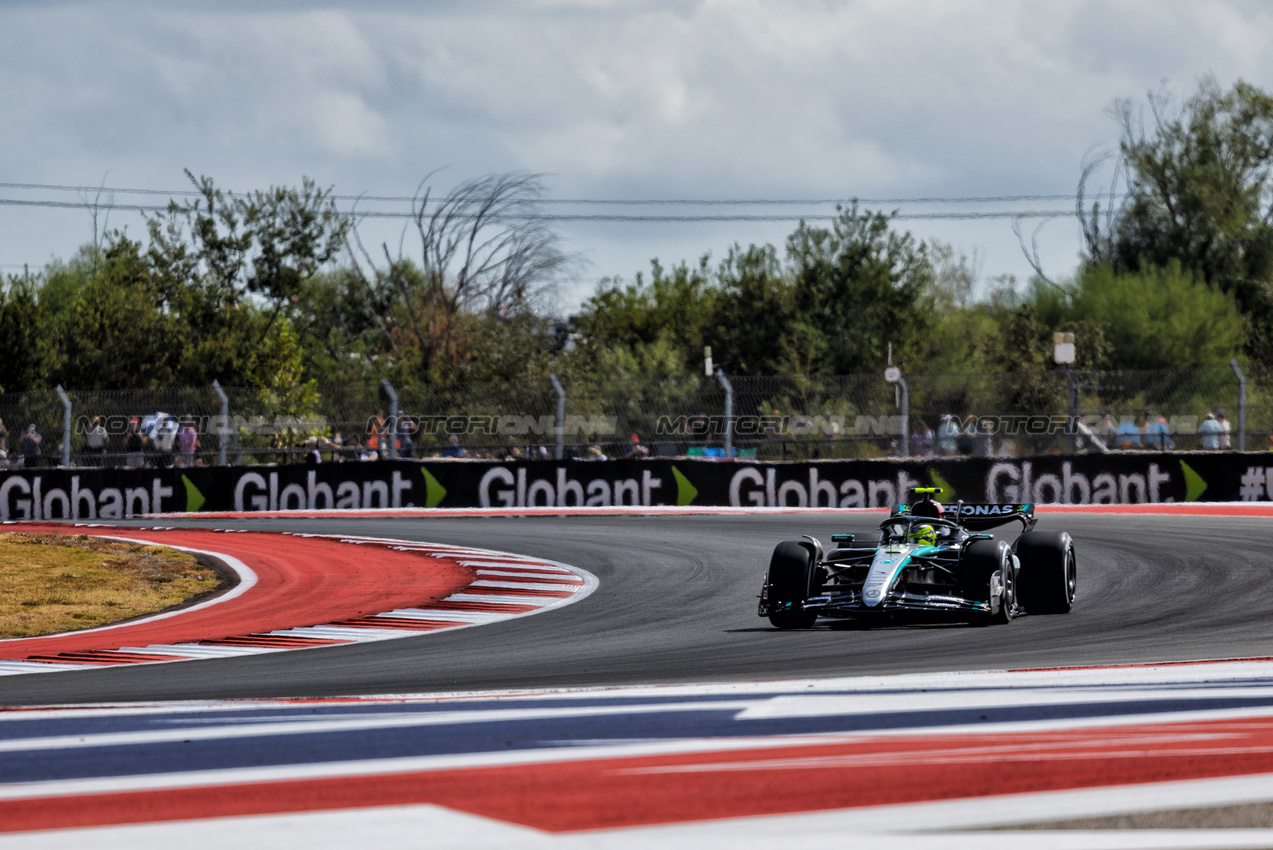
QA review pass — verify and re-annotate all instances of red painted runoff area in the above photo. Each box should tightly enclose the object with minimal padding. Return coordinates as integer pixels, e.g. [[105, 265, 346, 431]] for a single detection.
[[0, 526, 473, 660]]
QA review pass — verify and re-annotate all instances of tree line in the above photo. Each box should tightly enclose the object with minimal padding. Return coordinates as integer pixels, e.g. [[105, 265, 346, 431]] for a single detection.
[[1, 77, 1269, 397]]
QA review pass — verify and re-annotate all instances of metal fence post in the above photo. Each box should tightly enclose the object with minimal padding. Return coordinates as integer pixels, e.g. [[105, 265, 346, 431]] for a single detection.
[[1231, 358, 1247, 452], [884, 367, 908, 457], [380, 378, 398, 460], [55, 385, 71, 467], [715, 370, 733, 457], [550, 374, 565, 460], [212, 380, 229, 466], [897, 374, 910, 458], [1062, 366, 1078, 454]]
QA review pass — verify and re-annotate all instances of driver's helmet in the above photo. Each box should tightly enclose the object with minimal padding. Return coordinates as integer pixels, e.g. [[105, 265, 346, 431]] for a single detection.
[[909, 524, 936, 547]]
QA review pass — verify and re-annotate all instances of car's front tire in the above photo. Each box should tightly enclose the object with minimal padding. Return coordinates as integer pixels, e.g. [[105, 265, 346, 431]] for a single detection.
[[766, 541, 818, 629], [961, 538, 1015, 625]]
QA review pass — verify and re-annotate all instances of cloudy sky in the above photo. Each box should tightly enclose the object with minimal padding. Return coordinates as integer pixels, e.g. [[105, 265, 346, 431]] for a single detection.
[[4, 0, 1273, 309]]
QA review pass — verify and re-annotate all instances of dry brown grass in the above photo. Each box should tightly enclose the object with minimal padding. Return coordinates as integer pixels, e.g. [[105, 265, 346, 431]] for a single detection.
[[0, 533, 224, 638]]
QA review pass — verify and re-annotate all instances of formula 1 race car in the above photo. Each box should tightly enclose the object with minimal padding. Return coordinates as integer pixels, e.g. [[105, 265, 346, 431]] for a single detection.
[[757, 488, 1077, 628]]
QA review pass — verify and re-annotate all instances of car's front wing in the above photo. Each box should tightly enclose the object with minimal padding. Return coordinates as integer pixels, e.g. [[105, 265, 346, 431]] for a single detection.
[[759, 588, 992, 618]]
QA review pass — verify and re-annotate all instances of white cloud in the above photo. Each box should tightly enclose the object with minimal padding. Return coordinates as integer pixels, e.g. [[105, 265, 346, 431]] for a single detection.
[[4, 0, 1273, 301]]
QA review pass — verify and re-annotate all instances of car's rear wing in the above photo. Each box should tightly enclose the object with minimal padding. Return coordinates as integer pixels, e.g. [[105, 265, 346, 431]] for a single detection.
[[954, 503, 1036, 532], [894, 501, 1036, 532]]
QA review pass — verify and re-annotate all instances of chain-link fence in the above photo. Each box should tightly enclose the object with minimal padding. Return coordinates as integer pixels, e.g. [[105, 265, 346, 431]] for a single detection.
[[0, 365, 1266, 469]]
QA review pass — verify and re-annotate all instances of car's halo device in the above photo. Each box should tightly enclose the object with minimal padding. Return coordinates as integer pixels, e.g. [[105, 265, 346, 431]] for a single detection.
[[757, 487, 1077, 629]]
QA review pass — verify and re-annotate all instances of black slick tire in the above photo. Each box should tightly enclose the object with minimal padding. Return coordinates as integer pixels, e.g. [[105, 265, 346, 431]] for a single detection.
[[961, 538, 1014, 626], [767, 541, 818, 629], [1015, 531, 1077, 614]]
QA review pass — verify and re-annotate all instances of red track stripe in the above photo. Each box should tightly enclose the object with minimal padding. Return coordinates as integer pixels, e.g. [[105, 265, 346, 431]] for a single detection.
[[460, 586, 576, 598], [419, 601, 542, 614], [8, 716, 1273, 834]]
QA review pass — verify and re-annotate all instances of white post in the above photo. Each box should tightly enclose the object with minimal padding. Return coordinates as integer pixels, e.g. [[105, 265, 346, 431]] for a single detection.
[[212, 380, 229, 466], [715, 369, 733, 457], [55, 385, 71, 467], [885, 367, 908, 457], [380, 378, 399, 460], [1231, 358, 1246, 453]]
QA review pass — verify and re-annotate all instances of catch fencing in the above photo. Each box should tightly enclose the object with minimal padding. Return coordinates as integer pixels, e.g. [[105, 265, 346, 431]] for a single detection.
[[0, 364, 1265, 469]]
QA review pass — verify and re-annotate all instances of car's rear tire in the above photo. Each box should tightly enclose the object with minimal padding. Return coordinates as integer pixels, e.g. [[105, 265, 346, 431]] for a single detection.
[[1016, 531, 1076, 614], [961, 538, 1014, 625], [767, 541, 818, 629]]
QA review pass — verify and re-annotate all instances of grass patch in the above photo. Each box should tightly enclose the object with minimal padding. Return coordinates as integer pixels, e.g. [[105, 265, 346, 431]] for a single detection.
[[0, 533, 224, 638]]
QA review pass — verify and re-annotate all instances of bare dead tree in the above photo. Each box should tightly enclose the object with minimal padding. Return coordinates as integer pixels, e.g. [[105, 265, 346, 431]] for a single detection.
[[347, 172, 576, 379], [81, 176, 115, 266], [1076, 149, 1128, 267], [1011, 216, 1060, 288]]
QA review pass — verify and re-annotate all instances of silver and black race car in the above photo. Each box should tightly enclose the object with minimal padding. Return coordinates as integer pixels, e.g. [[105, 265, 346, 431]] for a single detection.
[[758, 487, 1077, 629]]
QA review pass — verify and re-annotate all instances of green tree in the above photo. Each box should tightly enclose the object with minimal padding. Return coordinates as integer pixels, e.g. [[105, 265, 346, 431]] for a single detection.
[[54, 240, 185, 390], [573, 257, 717, 377], [1064, 263, 1243, 370], [146, 171, 349, 382], [710, 244, 792, 375], [786, 204, 935, 373], [1081, 77, 1273, 364], [0, 277, 54, 393]]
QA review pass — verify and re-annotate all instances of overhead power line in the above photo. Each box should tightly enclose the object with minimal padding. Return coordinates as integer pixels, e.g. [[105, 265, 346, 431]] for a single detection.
[[0, 196, 1075, 222], [0, 181, 1103, 208]]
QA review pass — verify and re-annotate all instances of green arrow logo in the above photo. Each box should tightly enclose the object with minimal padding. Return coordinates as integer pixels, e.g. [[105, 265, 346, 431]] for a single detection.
[[182, 475, 205, 512], [1180, 460, 1208, 502], [421, 467, 448, 508], [928, 468, 955, 503], [672, 465, 698, 506]]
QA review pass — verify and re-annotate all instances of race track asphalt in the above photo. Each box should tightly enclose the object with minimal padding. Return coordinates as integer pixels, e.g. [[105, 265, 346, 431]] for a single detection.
[[1, 512, 1269, 706]]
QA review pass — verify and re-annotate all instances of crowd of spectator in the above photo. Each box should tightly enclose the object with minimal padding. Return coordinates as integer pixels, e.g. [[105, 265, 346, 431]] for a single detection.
[[0, 404, 1255, 470]]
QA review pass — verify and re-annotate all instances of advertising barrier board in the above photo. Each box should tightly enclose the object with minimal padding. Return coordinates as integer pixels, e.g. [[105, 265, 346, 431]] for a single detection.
[[1, 454, 1271, 520]]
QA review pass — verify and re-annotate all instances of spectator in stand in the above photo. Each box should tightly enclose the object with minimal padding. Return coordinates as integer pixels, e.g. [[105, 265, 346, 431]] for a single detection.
[[909, 419, 933, 457], [1143, 411, 1174, 451], [1097, 413, 1117, 449], [83, 416, 107, 466], [328, 428, 344, 462], [498, 436, 523, 460], [625, 433, 649, 459], [1216, 409, 1233, 450], [441, 434, 465, 458], [397, 416, 415, 459], [20, 424, 41, 468], [937, 414, 959, 455], [1198, 410, 1223, 450], [177, 418, 198, 467], [1115, 416, 1142, 450], [304, 436, 321, 466], [124, 418, 146, 467], [367, 410, 386, 459], [153, 415, 178, 468], [975, 418, 996, 456], [0, 417, 9, 468]]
